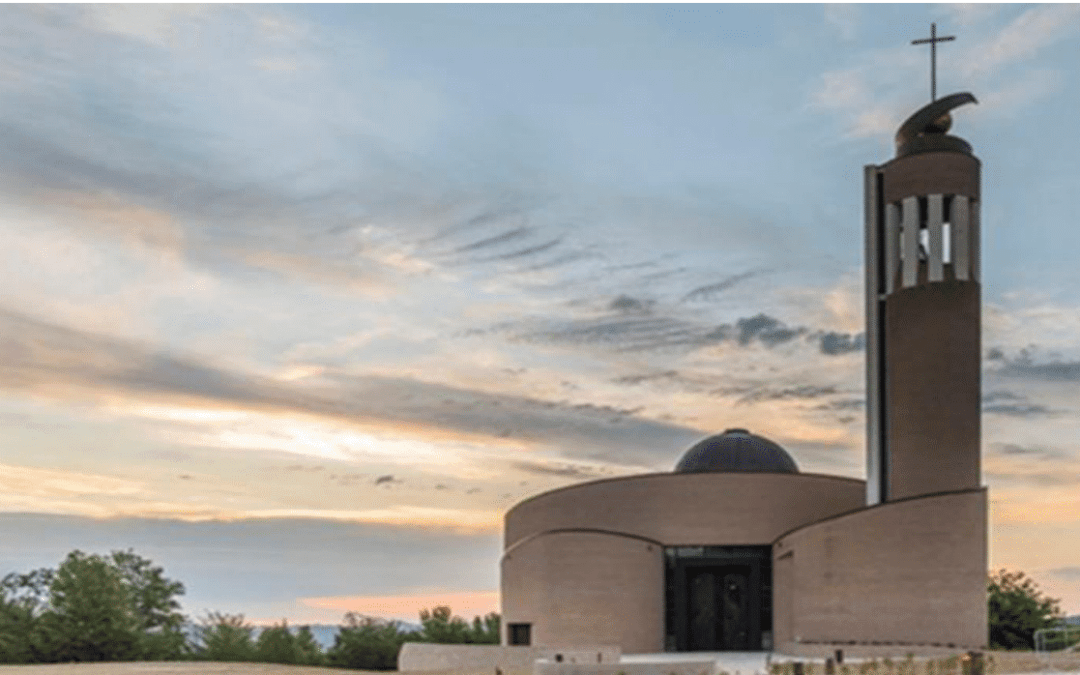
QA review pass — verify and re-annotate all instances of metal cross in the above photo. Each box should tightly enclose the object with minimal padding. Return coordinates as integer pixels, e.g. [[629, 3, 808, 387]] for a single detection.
[[912, 23, 956, 101]]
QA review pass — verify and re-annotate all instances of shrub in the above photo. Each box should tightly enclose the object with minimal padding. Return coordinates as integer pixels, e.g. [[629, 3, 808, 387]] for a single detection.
[[196, 612, 255, 661], [326, 613, 409, 670]]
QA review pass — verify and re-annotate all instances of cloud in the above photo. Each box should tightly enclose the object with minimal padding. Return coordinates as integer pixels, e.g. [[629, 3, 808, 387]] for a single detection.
[[0, 513, 501, 622], [301, 591, 499, 623], [978, 69, 1063, 118], [960, 5, 1080, 80], [453, 225, 534, 254], [982, 403, 1055, 417], [1049, 567, 1080, 581], [729, 385, 839, 406], [0, 306, 705, 465], [682, 270, 762, 302], [989, 443, 1069, 461], [823, 5, 859, 41], [612, 370, 688, 387], [0, 464, 144, 500], [508, 459, 607, 480], [82, 4, 212, 49], [981, 389, 1059, 417], [818, 331, 865, 355], [609, 295, 654, 313], [809, 5, 1080, 138], [993, 351, 1080, 382], [514, 303, 864, 360], [813, 398, 865, 412], [984, 471, 1080, 488], [239, 507, 501, 533], [943, 4, 1003, 28]]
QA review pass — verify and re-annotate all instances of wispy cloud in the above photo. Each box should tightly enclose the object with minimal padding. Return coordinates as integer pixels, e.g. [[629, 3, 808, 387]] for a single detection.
[[508, 459, 609, 481], [991, 350, 1080, 383], [513, 307, 863, 358], [682, 270, 764, 302], [0, 306, 704, 466], [982, 391, 1056, 417], [1049, 567, 1080, 581], [823, 5, 859, 41], [808, 4, 1080, 138], [960, 4, 1080, 80]]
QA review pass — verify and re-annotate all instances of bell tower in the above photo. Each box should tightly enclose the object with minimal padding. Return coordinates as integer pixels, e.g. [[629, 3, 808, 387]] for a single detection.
[[864, 92, 981, 504]]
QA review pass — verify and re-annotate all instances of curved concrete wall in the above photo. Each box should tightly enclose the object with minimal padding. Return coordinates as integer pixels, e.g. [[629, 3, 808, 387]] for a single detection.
[[501, 531, 664, 653], [772, 489, 987, 656], [882, 151, 980, 204], [506, 473, 866, 551]]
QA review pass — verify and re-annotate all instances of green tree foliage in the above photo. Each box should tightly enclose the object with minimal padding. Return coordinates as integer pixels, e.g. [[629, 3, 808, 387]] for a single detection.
[[254, 620, 300, 664], [294, 625, 326, 666], [989, 568, 1064, 650], [108, 550, 189, 660], [34, 551, 142, 662], [195, 612, 255, 662], [469, 612, 500, 644], [1, 550, 188, 664], [251, 619, 323, 665], [326, 613, 410, 670], [416, 606, 499, 644], [0, 569, 52, 663]]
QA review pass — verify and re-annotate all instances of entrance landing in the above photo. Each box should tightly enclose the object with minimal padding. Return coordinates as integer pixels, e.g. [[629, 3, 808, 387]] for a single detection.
[[622, 651, 771, 675]]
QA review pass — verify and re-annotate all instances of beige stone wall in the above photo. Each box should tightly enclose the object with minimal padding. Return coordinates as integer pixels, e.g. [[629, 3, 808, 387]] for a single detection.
[[772, 489, 988, 656], [398, 643, 620, 672], [501, 531, 664, 653], [534, 660, 718, 675], [505, 473, 866, 551]]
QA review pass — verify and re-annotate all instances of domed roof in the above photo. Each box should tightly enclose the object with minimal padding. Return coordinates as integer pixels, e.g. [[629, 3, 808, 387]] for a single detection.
[[674, 428, 799, 474]]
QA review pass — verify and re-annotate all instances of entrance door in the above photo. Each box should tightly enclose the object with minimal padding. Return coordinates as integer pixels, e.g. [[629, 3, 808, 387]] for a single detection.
[[686, 566, 752, 651], [664, 546, 771, 652]]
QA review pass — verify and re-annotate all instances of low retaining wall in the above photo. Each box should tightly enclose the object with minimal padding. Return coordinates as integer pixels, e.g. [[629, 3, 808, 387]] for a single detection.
[[535, 659, 718, 675], [398, 643, 620, 672]]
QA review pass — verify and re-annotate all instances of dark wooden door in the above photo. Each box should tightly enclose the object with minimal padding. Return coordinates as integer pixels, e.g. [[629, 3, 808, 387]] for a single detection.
[[686, 566, 751, 650]]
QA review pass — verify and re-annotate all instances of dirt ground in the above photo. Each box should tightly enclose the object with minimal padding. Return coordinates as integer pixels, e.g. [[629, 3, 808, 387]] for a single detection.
[[0, 664, 372, 675]]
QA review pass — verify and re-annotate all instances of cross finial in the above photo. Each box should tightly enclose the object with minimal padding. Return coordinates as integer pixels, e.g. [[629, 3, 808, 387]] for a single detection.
[[911, 23, 956, 101]]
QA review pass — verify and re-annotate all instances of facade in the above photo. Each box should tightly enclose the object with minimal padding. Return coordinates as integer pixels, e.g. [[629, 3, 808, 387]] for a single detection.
[[500, 94, 988, 656]]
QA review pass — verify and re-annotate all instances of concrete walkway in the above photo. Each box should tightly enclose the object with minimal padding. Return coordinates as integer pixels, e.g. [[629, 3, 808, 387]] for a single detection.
[[623, 651, 770, 675]]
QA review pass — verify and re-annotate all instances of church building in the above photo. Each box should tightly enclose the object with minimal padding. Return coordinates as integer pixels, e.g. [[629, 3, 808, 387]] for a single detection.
[[499, 92, 988, 657]]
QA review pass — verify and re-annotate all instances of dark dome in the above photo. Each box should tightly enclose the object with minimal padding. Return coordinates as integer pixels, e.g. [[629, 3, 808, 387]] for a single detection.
[[674, 428, 799, 474]]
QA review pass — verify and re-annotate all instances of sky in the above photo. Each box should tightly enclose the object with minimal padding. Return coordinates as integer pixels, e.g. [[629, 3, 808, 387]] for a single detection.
[[1, 3, 1080, 626]]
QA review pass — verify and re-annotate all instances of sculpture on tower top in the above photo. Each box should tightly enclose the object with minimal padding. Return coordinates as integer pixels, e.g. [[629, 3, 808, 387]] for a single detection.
[[895, 92, 978, 157]]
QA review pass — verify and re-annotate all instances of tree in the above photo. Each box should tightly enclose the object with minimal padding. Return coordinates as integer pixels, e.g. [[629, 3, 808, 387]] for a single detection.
[[0, 569, 52, 663], [254, 620, 302, 664], [108, 550, 188, 660], [418, 606, 470, 643], [989, 569, 1063, 649], [196, 612, 255, 662], [326, 613, 409, 670], [34, 551, 142, 662], [468, 612, 500, 644], [294, 625, 326, 666], [416, 606, 499, 644]]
